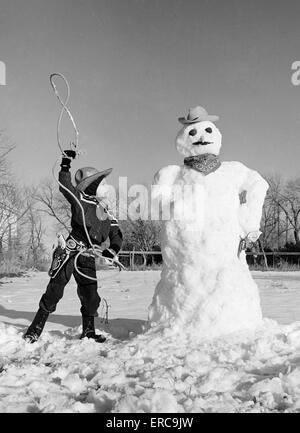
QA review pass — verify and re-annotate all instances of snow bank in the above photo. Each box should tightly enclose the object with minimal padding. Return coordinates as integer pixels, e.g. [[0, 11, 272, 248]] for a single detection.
[[1, 271, 300, 413], [1, 318, 300, 413]]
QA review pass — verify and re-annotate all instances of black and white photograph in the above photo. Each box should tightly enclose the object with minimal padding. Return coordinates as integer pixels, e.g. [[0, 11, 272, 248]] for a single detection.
[[1, 0, 300, 418]]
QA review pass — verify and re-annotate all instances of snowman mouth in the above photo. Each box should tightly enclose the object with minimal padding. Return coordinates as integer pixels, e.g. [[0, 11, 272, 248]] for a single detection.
[[192, 140, 212, 146]]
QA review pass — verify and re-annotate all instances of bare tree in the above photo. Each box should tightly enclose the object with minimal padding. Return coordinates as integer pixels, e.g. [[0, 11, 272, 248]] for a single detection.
[[0, 133, 15, 180], [118, 218, 161, 266], [35, 178, 71, 233], [268, 176, 300, 246], [120, 219, 161, 250], [17, 188, 48, 268], [261, 174, 288, 249], [0, 182, 22, 254], [0, 135, 17, 251]]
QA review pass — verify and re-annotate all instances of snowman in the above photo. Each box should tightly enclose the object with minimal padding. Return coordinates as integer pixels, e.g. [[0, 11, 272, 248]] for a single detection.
[[148, 106, 269, 339]]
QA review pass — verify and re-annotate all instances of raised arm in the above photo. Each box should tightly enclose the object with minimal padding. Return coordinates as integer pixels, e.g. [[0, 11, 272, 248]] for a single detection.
[[58, 150, 79, 205]]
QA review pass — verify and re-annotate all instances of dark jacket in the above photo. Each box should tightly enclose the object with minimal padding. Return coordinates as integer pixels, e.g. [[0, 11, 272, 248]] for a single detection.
[[58, 169, 123, 254]]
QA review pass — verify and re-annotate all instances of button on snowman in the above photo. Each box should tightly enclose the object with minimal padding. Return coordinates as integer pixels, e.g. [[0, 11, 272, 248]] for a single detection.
[[149, 106, 269, 339]]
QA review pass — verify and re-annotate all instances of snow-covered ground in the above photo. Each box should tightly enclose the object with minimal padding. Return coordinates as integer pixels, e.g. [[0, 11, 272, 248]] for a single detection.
[[1, 270, 300, 413]]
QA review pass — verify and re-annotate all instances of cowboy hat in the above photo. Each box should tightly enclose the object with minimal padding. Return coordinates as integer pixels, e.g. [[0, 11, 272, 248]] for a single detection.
[[178, 106, 219, 125], [75, 167, 112, 193]]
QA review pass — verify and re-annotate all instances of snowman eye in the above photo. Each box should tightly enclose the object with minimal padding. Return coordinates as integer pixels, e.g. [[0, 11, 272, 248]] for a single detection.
[[205, 127, 212, 133], [189, 128, 197, 136]]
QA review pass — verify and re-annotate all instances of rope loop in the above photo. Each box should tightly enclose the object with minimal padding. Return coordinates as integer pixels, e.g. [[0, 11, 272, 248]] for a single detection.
[[49, 73, 79, 155]]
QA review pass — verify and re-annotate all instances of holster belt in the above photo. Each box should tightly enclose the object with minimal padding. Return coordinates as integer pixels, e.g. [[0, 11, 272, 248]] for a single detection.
[[48, 235, 88, 279]]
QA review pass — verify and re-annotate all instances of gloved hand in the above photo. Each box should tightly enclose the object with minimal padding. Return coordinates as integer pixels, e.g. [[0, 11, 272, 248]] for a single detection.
[[60, 149, 76, 171], [63, 150, 76, 159], [102, 248, 116, 260]]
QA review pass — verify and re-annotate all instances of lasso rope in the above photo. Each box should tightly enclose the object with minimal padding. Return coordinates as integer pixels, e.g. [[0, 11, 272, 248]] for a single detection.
[[49, 73, 79, 155], [49, 73, 125, 286]]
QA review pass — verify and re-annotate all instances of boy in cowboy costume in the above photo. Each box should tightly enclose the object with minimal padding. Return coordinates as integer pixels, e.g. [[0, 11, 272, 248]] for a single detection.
[[24, 150, 123, 343]]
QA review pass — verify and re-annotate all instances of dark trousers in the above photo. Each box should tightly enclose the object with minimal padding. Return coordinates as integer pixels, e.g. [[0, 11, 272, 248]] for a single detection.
[[39, 253, 100, 317]]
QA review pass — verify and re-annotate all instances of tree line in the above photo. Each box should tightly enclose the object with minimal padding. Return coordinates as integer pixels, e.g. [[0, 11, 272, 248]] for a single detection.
[[0, 136, 48, 274], [1, 139, 300, 273]]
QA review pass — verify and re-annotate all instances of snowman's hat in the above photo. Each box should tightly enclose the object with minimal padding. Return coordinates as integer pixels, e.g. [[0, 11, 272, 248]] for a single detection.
[[178, 106, 219, 125], [75, 167, 112, 193]]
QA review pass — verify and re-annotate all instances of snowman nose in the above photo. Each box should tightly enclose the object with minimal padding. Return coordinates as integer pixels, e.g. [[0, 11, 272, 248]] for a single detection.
[[189, 128, 197, 137]]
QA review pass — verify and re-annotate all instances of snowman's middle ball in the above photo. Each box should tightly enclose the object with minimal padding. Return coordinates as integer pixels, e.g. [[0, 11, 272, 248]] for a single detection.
[[175, 120, 222, 157]]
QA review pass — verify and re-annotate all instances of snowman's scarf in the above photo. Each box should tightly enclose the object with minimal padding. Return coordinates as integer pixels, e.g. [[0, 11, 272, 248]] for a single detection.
[[184, 153, 221, 175]]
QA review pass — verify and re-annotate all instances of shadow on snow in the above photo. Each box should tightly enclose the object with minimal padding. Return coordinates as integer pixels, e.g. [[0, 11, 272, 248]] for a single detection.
[[0, 304, 148, 340]]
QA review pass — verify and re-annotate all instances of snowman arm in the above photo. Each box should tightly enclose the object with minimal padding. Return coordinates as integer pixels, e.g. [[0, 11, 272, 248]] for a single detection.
[[239, 167, 269, 237], [151, 165, 180, 201]]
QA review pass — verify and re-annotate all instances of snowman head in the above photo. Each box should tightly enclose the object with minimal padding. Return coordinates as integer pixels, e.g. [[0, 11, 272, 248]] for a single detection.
[[176, 120, 222, 157]]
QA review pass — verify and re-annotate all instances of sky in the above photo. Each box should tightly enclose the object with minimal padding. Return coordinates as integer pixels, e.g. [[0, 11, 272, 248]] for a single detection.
[[0, 0, 300, 188]]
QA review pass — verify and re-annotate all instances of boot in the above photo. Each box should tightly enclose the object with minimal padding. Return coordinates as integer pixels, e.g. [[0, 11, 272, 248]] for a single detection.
[[80, 316, 106, 343], [23, 308, 49, 343]]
